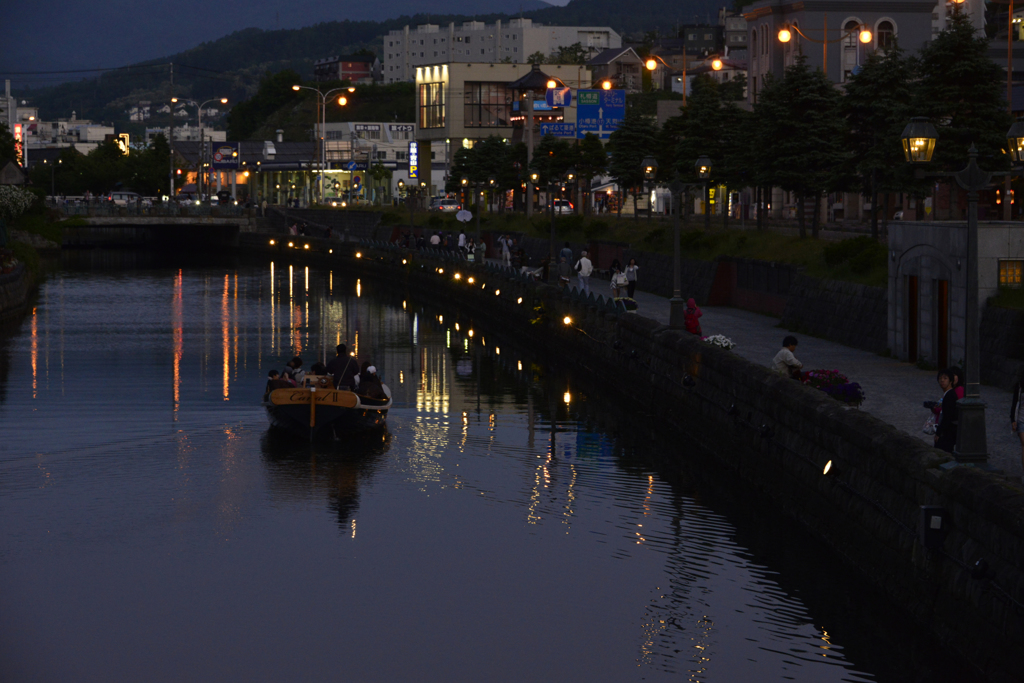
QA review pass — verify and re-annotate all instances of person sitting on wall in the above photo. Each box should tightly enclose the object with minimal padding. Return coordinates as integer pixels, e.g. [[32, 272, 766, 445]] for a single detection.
[[772, 336, 803, 380]]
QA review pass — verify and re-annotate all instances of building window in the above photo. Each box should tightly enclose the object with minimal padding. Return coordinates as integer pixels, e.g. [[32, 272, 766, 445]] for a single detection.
[[877, 20, 895, 51], [419, 82, 446, 129], [466, 36, 472, 44], [1000, 260, 1023, 287], [464, 81, 512, 127], [396, 151, 406, 161]]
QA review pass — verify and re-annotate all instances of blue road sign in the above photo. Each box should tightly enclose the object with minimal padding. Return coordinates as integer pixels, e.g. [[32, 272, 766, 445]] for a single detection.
[[576, 89, 626, 139], [344, 161, 359, 171], [545, 87, 572, 108], [539, 123, 576, 138]]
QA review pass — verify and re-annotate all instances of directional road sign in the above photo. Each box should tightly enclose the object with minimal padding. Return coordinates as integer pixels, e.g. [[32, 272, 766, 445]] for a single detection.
[[575, 89, 626, 139], [539, 123, 576, 138], [545, 87, 572, 108]]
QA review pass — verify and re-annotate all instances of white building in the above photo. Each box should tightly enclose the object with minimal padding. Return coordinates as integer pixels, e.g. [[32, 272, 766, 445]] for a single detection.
[[146, 124, 227, 144], [383, 18, 620, 83]]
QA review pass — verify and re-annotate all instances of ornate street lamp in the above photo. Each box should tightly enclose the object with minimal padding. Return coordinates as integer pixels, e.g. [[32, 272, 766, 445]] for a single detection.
[[695, 156, 712, 229], [900, 117, 938, 163], [642, 156, 658, 222], [1006, 117, 1024, 163]]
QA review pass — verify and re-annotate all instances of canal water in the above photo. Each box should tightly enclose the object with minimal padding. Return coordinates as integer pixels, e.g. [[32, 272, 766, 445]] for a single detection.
[[0, 252, 983, 683]]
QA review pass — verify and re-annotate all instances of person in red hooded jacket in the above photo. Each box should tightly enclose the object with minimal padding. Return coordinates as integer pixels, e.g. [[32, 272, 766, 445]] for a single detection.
[[683, 298, 703, 336]]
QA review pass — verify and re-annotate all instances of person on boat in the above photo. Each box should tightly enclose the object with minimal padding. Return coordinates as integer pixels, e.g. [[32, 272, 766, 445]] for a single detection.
[[358, 365, 387, 401], [309, 361, 327, 376], [283, 357, 305, 385], [326, 344, 360, 390], [263, 370, 292, 400]]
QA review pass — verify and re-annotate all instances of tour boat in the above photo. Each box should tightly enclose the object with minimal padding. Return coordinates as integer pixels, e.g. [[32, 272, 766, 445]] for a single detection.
[[264, 374, 391, 441]]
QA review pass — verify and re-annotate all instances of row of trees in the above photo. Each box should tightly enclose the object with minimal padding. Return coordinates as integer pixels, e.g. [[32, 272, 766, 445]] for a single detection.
[[444, 13, 1011, 238], [22, 135, 172, 197]]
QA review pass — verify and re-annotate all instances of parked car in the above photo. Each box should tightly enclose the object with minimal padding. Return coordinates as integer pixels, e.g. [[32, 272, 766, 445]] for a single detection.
[[893, 209, 904, 220], [431, 198, 462, 212], [553, 199, 574, 215], [106, 191, 142, 206]]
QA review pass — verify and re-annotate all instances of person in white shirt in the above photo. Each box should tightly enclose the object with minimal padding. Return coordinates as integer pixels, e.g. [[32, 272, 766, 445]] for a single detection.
[[772, 336, 803, 379], [575, 250, 593, 295], [458, 230, 467, 250]]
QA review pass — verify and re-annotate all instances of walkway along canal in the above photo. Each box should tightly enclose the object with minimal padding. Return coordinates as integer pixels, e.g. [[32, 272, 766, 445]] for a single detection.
[[243, 234, 1024, 681]]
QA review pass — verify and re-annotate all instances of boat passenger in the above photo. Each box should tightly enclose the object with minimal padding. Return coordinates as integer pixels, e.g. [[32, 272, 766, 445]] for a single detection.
[[264, 370, 293, 400], [358, 366, 387, 401], [283, 357, 305, 385], [326, 344, 361, 390]]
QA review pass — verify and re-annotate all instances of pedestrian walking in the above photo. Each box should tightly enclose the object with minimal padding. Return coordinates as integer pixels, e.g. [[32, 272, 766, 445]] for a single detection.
[[557, 256, 572, 287], [559, 241, 573, 264], [772, 336, 803, 379], [624, 258, 639, 298], [683, 298, 703, 336], [501, 234, 512, 266], [575, 250, 593, 295], [1011, 370, 1024, 479], [458, 230, 467, 251], [933, 368, 959, 453], [610, 263, 628, 298]]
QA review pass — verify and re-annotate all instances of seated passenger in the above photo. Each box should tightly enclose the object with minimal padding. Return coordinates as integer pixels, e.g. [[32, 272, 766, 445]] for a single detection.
[[264, 370, 292, 400], [326, 344, 360, 390], [283, 356, 305, 385], [358, 366, 387, 400]]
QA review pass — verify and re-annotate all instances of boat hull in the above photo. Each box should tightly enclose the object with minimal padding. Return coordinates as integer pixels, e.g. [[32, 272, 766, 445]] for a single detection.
[[264, 384, 390, 441]]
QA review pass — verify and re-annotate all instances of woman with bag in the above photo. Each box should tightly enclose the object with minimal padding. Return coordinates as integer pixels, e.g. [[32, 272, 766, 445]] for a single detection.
[[1011, 370, 1024, 479], [624, 258, 639, 298]]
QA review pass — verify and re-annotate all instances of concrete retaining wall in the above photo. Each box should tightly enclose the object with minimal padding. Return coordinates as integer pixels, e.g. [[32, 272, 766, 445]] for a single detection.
[[241, 233, 1024, 681], [0, 264, 33, 319], [781, 276, 889, 354]]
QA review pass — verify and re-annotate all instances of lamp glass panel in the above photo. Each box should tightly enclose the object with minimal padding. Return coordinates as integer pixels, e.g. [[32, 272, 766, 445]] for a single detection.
[[901, 137, 935, 163]]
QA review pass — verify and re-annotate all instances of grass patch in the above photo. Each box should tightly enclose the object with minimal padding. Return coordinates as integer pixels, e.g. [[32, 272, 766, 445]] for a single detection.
[[988, 287, 1024, 310], [9, 212, 84, 245], [344, 205, 889, 286]]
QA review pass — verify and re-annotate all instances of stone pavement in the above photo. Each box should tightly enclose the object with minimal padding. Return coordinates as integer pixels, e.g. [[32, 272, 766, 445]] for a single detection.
[[625, 288, 1023, 478]]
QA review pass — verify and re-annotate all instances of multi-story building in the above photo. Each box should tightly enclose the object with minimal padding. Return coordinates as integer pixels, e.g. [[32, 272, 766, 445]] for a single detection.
[[412, 62, 593, 196], [146, 124, 227, 144], [314, 55, 382, 84], [586, 48, 644, 93], [317, 121, 436, 198], [383, 18, 619, 83], [745, 0, 934, 104]]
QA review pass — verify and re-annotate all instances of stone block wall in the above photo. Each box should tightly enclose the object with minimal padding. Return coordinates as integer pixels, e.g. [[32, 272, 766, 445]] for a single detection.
[[781, 275, 888, 354], [270, 208, 383, 241]]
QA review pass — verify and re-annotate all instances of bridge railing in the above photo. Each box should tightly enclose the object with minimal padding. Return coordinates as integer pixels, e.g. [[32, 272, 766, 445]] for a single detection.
[[48, 200, 248, 218]]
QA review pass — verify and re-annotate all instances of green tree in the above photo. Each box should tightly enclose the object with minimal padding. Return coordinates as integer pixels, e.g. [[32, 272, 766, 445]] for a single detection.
[[840, 45, 920, 237], [527, 51, 547, 65], [530, 134, 575, 184], [916, 11, 1012, 173], [226, 69, 304, 140], [574, 133, 608, 215], [754, 55, 848, 237], [0, 121, 16, 164], [552, 43, 589, 65], [607, 108, 659, 219]]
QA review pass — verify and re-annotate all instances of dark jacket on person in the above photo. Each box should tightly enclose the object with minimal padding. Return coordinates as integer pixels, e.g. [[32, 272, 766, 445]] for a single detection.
[[326, 355, 360, 390], [358, 374, 387, 400], [935, 388, 958, 452], [1012, 383, 1022, 423]]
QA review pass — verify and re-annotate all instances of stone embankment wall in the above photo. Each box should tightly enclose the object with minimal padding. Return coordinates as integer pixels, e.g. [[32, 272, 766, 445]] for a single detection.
[[269, 208, 382, 241], [780, 275, 889, 354], [240, 233, 1024, 682], [0, 264, 33, 319]]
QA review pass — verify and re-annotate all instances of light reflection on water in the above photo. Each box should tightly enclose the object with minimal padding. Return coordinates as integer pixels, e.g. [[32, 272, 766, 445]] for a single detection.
[[0, 255, 979, 683]]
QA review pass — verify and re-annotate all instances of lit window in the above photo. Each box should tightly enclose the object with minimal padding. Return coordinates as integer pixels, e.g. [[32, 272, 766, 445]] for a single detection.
[[999, 260, 1023, 287]]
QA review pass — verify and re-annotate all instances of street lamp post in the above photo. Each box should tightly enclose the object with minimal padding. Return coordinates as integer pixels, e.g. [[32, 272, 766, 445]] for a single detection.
[[171, 97, 228, 199], [292, 85, 351, 205], [642, 156, 657, 223], [696, 155, 712, 231], [900, 116, 1011, 464]]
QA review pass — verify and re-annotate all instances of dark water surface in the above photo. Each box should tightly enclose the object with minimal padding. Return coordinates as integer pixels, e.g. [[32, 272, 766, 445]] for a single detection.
[[0, 252, 982, 682]]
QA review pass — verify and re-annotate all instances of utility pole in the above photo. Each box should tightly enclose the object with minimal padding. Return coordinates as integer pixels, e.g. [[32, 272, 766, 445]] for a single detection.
[[168, 63, 175, 199]]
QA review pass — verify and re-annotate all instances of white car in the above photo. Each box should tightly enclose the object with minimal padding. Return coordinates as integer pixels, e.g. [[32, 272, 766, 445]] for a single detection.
[[553, 199, 574, 215], [106, 191, 142, 206]]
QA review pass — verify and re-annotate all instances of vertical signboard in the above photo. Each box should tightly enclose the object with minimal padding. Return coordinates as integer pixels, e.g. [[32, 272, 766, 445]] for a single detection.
[[14, 123, 23, 166], [408, 140, 418, 179]]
